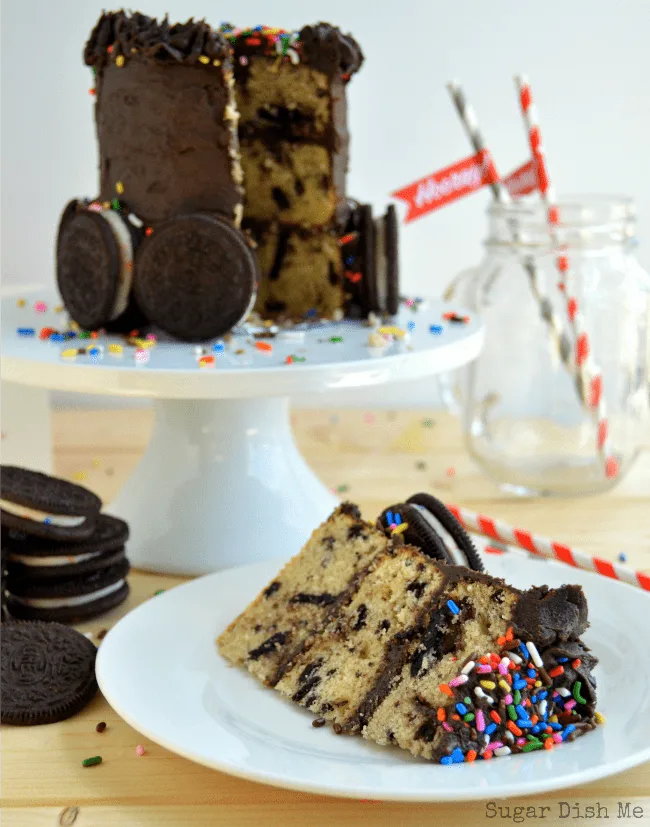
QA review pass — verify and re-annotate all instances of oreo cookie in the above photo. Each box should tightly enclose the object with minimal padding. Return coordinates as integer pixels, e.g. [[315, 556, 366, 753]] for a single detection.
[[1, 466, 102, 542], [4, 514, 128, 579], [1, 621, 98, 725], [134, 212, 258, 341], [56, 199, 138, 331], [378, 503, 451, 563], [377, 493, 484, 572], [383, 204, 400, 316], [406, 493, 484, 571], [358, 204, 378, 314], [6, 558, 130, 623]]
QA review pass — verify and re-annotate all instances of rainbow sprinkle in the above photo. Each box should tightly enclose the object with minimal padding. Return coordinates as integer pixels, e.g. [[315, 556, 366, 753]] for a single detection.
[[434, 632, 600, 764]]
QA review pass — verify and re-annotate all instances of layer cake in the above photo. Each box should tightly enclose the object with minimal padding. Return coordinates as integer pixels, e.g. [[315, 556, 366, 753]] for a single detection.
[[219, 502, 600, 763]]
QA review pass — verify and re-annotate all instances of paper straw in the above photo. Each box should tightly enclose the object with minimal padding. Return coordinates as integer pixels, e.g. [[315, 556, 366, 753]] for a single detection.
[[447, 503, 650, 592], [446, 81, 577, 400], [514, 75, 617, 479]]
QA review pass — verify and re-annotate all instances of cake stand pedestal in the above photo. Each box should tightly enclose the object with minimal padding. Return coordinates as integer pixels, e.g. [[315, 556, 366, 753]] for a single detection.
[[2, 294, 483, 575]]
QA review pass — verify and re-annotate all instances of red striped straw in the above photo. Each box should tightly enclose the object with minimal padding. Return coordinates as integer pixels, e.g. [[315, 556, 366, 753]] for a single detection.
[[447, 503, 650, 592], [514, 75, 618, 480]]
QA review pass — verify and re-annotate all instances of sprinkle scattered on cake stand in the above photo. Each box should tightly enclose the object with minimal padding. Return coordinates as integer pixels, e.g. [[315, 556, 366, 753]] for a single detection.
[[2, 291, 483, 575]]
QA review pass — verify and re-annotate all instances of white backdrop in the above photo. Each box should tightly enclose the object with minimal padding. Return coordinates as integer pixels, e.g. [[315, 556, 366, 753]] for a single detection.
[[2, 0, 649, 407]]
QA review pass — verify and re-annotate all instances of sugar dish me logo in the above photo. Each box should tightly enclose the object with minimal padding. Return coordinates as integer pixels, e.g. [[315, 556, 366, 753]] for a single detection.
[[485, 801, 645, 823]]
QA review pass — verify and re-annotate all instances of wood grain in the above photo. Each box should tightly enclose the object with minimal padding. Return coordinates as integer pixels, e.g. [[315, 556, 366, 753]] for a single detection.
[[2, 408, 649, 825]]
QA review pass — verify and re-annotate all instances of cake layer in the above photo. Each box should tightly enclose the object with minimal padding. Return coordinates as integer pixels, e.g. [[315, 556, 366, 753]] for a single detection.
[[228, 24, 358, 227], [217, 504, 390, 686], [246, 222, 344, 319], [237, 58, 336, 141], [274, 546, 447, 727], [240, 139, 335, 225], [86, 12, 243, 226]]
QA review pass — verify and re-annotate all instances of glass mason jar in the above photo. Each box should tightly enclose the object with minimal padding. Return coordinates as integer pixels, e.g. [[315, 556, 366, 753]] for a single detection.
[[444, 195, 650, 495]]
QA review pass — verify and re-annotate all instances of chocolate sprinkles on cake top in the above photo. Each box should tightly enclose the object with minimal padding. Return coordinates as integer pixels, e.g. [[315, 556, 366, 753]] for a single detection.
[[218, 496, 601, 764]]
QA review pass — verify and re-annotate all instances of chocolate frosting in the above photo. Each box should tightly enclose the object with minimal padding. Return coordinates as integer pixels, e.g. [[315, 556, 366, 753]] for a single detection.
[[542, 639, 598, 710], [84, 11, 231, 69], [513, 584, 589, 648], [225, 22, 363, 80], [298, 23, 364, 78]]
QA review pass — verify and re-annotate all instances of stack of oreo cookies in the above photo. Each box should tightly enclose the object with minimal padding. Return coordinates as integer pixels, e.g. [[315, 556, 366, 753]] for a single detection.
[[1, 466, 130, 623]]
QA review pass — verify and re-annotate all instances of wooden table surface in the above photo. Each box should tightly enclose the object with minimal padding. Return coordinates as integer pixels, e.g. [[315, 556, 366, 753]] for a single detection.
[[2, 408, 649, 826]]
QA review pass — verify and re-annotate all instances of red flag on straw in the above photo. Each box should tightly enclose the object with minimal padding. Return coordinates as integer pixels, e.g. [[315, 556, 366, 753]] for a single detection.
[[502, 159, 538, 198], [391, 149, 498, 223]]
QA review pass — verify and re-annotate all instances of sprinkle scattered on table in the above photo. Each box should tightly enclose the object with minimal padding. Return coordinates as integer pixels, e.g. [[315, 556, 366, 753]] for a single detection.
[[136, 744, 146, 756], [484, 544, 506, 556], [96, 721, 107, 733], [82, 755, 102, 767], [443, 311, 470, 324]]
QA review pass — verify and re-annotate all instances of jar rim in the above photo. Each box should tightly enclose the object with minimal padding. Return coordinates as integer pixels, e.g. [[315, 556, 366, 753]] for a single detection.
[[488, 194, 635, 226]]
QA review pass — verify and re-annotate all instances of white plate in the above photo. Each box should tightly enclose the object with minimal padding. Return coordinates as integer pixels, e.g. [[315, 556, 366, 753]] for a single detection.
[[96, 550, 650, 801]]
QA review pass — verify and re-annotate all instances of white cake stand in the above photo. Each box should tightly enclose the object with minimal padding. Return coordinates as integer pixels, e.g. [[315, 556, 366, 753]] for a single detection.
[[1, 293, 483, 575]]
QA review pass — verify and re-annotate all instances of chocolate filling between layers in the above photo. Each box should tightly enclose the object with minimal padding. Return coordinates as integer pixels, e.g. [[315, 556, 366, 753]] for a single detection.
[[260, 503, 387, 687], [343, 584, 477, 733]]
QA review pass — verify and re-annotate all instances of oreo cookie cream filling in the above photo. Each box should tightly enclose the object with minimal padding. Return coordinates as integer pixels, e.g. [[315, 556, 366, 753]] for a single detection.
[[0, 500, 87, 528], [95, 207, 135, 320], [7, 549, 106, 567], [9, 578, 126, 608]]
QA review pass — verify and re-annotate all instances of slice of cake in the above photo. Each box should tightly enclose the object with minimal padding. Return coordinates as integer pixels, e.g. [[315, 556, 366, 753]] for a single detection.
[[222, 22, 363, 320], [217, 503, 389, 686], [219, 501, 600, 764], [227, 23, 363, 227]]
